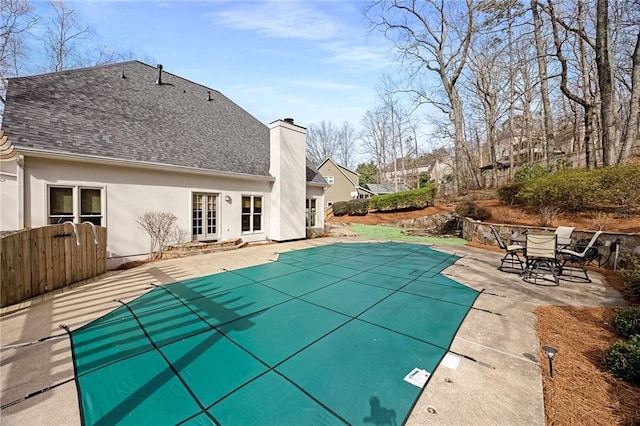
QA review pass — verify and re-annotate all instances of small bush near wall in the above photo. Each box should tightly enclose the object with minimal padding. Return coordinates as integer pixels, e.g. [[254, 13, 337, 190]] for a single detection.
[[329, 199, 369, 216], [455, 201, 491, 221], [613, 307, 640, 339], [621, 257, 640, 301], [332, 201, 348, 216], [604, 335, 640, 386], [346, 199, 369, 215], [368, 184, 437, 212]]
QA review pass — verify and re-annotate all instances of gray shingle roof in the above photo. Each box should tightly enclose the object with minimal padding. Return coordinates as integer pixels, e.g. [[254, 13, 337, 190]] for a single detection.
[[2, 61, 272, 176], [306, 159, 327, 185]]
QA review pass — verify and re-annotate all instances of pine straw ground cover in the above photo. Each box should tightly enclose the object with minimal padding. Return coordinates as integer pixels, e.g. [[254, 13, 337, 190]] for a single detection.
[[536, 306, 640, 425]]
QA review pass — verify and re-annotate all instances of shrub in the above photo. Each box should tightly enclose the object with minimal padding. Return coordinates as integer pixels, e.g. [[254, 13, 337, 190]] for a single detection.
[[595, 165, 640, 207], [455, 201, 491, 221], [346, 198, 369, 216], [514, 164, 550, 183], [332, 201, 348, 216], [537, 205, 561, 227], [368, 184, 437, 212], [497, 182, 524, 205], [613, 308, 640, 339], [510, 164, 640, 212], [620, 256, 640, 301], [604, 335, 640, 386], [418, 173, 432, 187], [517, 168, 596, 211]]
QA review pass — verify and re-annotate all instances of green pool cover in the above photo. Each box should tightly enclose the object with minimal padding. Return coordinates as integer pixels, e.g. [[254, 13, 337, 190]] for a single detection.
[[70, 242, 480, 425]]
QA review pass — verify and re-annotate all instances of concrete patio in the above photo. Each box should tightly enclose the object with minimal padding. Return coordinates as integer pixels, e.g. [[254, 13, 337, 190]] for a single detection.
[[0, 236, 625, 425]]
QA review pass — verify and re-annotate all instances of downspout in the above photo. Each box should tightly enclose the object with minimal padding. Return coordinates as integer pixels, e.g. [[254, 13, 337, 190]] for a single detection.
[[17, 154, 24, 229]]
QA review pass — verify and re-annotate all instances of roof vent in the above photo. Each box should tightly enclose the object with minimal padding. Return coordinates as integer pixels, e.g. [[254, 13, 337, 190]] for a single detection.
[[207, 91, 211, 101], [284, 118, 294, 124], [156, 64, 163, 85], [121, 70, 126, 79]]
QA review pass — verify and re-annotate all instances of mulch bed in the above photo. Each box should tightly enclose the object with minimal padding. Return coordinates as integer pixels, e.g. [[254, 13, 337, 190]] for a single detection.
[[536, 306, 640, 425]]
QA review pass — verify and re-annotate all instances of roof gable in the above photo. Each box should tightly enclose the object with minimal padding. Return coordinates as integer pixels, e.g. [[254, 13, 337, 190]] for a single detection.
[[2, 61, 271, 176], [316, 158, 358, 186]]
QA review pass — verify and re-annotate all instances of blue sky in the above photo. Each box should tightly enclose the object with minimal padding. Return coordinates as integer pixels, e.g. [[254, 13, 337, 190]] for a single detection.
[[31, 1, 399, 129]]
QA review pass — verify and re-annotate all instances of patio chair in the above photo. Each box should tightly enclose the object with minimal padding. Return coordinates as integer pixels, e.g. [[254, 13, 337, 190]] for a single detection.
[[558, 231, 603, 283], [489, 225, 525, 274], [522, 233, 559, 286], [554, 226, 575, 248]]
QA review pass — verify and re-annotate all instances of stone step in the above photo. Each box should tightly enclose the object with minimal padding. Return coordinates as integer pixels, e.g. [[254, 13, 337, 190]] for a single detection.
[[161, 238, 245, 259]]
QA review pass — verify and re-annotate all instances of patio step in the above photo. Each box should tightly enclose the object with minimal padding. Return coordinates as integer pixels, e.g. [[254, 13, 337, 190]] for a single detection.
[[161, 238, 246, 259]]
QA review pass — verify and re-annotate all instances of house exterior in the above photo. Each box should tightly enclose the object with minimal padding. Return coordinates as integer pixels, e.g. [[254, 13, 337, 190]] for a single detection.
[[316, 158, 372, 208], [0, 61, 326, 267]]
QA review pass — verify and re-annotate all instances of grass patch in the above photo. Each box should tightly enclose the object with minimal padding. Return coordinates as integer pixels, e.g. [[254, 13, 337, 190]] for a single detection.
[[348, 224, 467, 245]]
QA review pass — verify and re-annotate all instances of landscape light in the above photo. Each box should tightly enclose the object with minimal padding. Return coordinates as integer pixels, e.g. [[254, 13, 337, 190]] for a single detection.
[[542, 345, 558, 378]]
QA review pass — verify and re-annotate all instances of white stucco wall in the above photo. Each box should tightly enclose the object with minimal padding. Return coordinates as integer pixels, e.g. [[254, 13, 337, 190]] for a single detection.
[[18, 156, 272, 267], [0, 158, 18, 231], [269, 120, 306, 241]]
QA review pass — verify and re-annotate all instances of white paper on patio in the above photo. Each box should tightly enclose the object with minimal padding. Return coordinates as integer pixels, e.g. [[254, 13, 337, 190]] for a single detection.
[[403, 367, 430, 388]]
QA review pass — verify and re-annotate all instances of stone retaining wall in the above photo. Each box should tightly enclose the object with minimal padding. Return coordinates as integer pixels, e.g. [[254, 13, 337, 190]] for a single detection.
[[462, 217, 640, 270]]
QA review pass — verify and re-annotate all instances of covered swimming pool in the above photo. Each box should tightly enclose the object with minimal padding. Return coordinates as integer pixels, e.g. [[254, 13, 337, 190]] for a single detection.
[[69, 242, 480, 425]]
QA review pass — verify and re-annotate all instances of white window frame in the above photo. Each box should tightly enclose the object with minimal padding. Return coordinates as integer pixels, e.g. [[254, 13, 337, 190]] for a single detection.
[[324, 176, 334, 184], [241, 195, 263, 234], [306, 198, 317, 228], [192, 192, 219, 241], [47, 184, 105, 226]]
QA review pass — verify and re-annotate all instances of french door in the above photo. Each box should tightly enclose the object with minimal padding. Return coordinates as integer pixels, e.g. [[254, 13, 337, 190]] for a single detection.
[[192, 193, 218, 241]]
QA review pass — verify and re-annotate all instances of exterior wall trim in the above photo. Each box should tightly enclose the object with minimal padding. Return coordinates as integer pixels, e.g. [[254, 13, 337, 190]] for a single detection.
[[17, 149, 276, 182]]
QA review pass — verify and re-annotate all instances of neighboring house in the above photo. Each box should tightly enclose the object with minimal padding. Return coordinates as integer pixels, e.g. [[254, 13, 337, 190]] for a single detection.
[[316, 158, 372, 207], [366, 183, 410, 195], [0, 61, 326, 268], [384, 158, 453, 187]]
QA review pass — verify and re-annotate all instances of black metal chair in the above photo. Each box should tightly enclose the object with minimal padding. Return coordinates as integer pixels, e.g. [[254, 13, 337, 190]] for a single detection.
[[489, 225, 525, 274], [558, 231, 603, 283]]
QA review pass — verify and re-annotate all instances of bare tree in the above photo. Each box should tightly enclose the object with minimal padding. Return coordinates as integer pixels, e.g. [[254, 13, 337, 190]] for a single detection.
[[547, 0, 600, 168], [467, 36, 506, 188], [366, 0, 474, 192], [42, 0, 89, 72], [1, 0, 37, 76], [360, 106, 391, 182], [596, 0, 616, 165], [1, 0, 38, 110], [136, 212, 178, 259], [531, 0, 555, 167], [306, 121, 339, 165], [336, 121, 358, 170], [618, 26, 640, 163]]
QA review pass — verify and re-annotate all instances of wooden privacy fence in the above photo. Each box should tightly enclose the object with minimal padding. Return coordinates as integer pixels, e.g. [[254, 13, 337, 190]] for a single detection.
[[1, 223, 107, 308]]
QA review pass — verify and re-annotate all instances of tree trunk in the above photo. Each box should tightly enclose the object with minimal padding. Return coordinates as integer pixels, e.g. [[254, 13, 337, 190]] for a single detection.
[[450, 86, 465, 192], [618, 30, 640, 164], [507, 6, 516, 180], [596, 0, 616, 165], [531, 0, 555, 167]]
